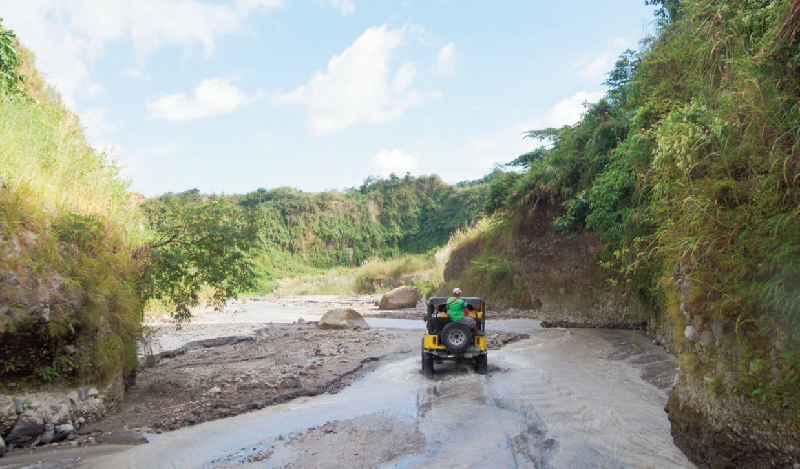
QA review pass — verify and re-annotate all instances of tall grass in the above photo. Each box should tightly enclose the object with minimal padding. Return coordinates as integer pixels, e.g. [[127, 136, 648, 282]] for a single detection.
[[0, 47, 146, 384]]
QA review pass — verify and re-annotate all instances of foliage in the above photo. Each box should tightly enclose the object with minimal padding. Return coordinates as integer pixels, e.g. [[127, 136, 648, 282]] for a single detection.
[[138, 190, 260, 322], [486, 0, 800, 412], [0, 19, 25, 97], [0, 40, 144, 385], [149, 174, 488, 298]]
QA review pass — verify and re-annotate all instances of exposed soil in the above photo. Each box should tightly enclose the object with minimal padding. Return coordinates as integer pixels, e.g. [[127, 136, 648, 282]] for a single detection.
[[82, 324, 420, 438], [207, 413, 426, 469]]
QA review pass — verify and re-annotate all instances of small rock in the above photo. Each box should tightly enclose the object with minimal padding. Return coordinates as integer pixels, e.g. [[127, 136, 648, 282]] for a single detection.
[[87, 388, 99, 399], [97, 430, 148, 446], [28, 400, 40, 410], [14, 398, 23, 414], [711, 320, 728, 341], [699, 331, 714, 347], [684, 326, 698, 342], [297, 318, 305, 324], [279, 377, 302, 389], [78, 388, 89, 401], [50, 403, 62, 413], [63, 345, 78, 355], [207, 386, 222, 394]]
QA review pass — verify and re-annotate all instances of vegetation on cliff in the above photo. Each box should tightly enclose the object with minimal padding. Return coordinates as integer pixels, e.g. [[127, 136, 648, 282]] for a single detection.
[[486, 0, 800, 418], [143, 174, 488, 297], [0, 20, 145, 385]]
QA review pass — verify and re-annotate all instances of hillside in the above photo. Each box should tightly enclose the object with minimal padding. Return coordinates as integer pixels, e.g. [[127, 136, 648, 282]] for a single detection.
[[0, 25, 145, 389], [143, 174, 489, 294], [461, 0, 800, 466]]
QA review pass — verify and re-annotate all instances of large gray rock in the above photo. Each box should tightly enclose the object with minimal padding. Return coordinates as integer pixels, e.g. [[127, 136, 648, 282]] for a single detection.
[[6, 416, 44, 447], [318, 308, 370, 330], [40, 423, 55, 445], [378, 286, 421, 310], [54, 423, 75, 442]]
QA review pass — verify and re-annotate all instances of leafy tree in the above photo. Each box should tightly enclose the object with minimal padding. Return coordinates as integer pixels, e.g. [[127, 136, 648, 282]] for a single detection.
[[137, 191, 260, 321], [0, 19, 25, 96]]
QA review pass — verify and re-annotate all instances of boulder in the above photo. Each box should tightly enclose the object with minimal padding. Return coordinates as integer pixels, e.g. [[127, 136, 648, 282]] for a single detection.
[[40, 423, 55, 444], [318, 308, 370, 330], [6, 416, 44, 448], [378, 286, 421, 310], [54, 423, 75, 442]]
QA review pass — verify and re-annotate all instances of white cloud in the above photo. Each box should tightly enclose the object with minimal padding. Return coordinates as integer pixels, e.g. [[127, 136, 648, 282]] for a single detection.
[[2, 0, 281, 108], [80, 107, 116, 139], [317, 0, 355, 16], [516, 91, 605, 131], [579, 52, 612, 81], [370, 149, 418, 177], [436, 42, 455, 75], [147, 78, 250, 121], [150, 142, 182, 156], [613, 37, 633, 48], [273, 24, 423, 136], [79, 107, 118, 150]]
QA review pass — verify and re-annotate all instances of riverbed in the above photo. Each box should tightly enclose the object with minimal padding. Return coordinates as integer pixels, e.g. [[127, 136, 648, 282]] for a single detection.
[[0, 297, 694, 468]]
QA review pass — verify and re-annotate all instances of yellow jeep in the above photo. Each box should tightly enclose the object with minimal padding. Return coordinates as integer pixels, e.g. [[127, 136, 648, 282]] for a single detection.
[[421, 297, 488, 378]]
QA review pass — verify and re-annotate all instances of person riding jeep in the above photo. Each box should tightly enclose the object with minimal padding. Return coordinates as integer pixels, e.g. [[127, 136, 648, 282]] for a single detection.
[[447, 288, 482, 336]]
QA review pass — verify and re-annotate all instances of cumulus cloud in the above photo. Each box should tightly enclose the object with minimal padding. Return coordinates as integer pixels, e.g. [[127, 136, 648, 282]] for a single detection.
[[147, 78, 250, 121], [317, 0, 355, 16], [79, 107, 118, 150], [273, 24, 423, 136], [2, 0, 281, 107], [613, 37, 633, 48], [150, 142, 182, 156], [370, 149, 418, 177], [578, 52, 612, 81], [436, 42, 455, 75], [516, 91, 604, 132]]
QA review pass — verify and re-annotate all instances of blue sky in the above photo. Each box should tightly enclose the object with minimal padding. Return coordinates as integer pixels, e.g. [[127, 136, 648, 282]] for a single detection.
[[2, 0, 657, 195]]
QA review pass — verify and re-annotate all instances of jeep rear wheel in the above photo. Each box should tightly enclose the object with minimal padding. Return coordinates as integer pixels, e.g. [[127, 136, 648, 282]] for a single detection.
[[421, 349, 434, 379], [474, 354, 488, 375], [441, 322, 472, 353]]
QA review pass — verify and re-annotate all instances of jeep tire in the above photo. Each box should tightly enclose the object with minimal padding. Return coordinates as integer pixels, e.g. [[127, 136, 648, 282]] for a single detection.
[[474, 353, 488, 375], [421, 349, 434, 379], [441, 322, 472, 353]]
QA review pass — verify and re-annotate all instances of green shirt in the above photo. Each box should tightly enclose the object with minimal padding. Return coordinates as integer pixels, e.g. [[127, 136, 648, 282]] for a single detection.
[[447, 297, 467, 322]]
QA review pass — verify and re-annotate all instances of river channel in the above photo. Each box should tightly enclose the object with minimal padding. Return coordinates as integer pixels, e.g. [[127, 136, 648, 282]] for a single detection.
[[1, 315, 695, 469]]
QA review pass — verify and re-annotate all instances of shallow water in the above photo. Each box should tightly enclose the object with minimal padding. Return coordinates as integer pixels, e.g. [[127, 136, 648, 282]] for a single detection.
[[80, 320, 693, 469]]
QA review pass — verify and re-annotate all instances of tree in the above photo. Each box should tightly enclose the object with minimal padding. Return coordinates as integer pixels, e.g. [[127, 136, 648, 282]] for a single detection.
[[0, 19, 25, 96], [136, 191, 260, 322]]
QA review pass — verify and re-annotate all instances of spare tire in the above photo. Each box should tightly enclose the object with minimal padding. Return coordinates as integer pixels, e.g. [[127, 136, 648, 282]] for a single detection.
[[441, 322, 472, 353]]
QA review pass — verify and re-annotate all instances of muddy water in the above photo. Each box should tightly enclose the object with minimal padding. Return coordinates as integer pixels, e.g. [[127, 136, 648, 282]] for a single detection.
[[73, 320, 694, 469]]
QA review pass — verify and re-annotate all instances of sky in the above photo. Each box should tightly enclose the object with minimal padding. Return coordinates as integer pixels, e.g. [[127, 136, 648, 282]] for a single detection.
[[1, 0, 658, 196]]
